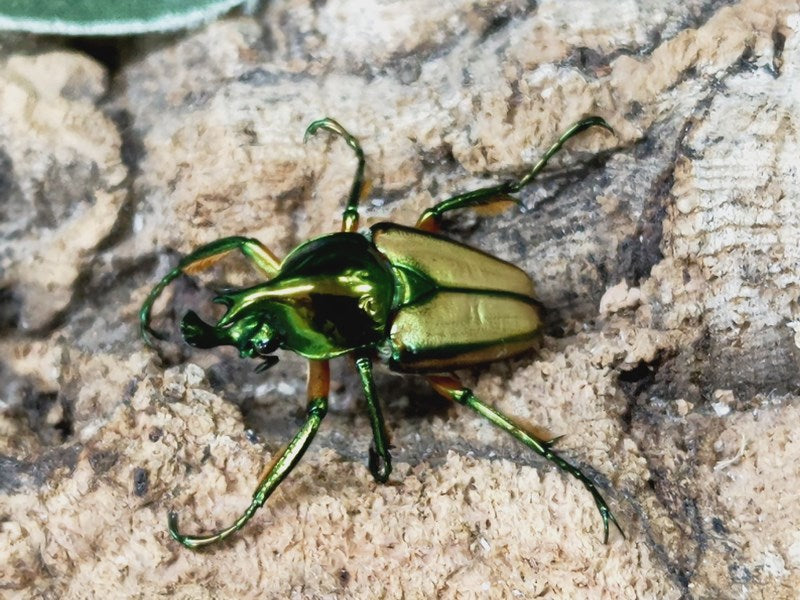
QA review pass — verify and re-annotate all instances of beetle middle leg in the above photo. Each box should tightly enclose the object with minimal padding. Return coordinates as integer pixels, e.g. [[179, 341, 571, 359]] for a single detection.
[[140, 236, 281, 344], [167, 360, 330, 549], [304, 117, 366, 233], [416, 117, 613, 232], [354, 354, 392, 482], [427, 374, 623, 544]]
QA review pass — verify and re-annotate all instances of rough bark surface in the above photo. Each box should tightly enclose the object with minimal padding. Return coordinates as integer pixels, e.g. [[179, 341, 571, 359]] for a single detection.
[[2, 1, 799, 598]]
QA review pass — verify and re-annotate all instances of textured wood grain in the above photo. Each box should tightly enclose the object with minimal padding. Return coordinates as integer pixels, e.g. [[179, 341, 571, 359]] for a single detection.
[[2, 1, 800, 598]]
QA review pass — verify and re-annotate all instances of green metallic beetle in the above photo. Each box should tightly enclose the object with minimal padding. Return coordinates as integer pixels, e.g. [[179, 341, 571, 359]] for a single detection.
[[140, 116, 624, 549]]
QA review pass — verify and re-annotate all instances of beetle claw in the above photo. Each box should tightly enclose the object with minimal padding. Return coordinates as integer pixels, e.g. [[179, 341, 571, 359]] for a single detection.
[[141, 324, 167, 346], [254, 356, 279, 373], [304, 117, 347, 144], [368, 443, 392, 483], [167, 511, 187, 545], [598, 502, 625, 544], [542, 434, 564, 448]]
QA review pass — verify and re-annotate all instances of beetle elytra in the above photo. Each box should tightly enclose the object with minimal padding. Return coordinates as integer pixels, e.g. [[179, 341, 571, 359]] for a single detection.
[[140, 116, 624, 548]]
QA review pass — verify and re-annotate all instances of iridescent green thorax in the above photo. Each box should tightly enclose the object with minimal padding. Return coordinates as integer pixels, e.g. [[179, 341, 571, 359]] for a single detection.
[[182, 223, 540, 370], [195, 232, 396, 360], [187, 223, 543, 368]]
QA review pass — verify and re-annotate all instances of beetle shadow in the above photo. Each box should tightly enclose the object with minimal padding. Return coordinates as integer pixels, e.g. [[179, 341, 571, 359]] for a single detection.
[[375, 370, 452, 418]]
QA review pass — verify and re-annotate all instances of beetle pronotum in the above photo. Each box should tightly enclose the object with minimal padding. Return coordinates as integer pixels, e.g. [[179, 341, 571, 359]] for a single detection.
[[140, 116, 624, 548]]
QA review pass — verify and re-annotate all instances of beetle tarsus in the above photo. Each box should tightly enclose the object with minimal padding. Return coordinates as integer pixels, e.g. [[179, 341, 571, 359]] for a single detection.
[[167, 510, 198, 548], [167, 504, 259, 549], [164, 375, 329, 549], [254, 356, 279, 373], [140, 323, 167, 347], [368, 443, 392, 483], [427, 375, 624, 543], [304, 117, 366, 232], [541, 434, 564, 448], [415, 116, 614, 230]]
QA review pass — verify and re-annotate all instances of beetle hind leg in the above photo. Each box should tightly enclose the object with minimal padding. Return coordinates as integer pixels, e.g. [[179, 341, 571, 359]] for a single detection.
[[427, 374, 624, 544], [305, 117, 366, 232], [416, 116, 613, 232], [166, 360, 330, 549]]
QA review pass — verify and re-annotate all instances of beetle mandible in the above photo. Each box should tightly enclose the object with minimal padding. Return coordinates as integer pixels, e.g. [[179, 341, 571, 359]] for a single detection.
[[140, 116, 624, 549]]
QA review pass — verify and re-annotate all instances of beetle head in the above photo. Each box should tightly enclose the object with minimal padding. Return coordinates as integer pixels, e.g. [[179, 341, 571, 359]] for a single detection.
[[180, 309, 280, 372]]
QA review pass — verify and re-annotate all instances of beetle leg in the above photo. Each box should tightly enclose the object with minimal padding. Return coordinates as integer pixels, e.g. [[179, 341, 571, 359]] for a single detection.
[[140, 236, 281, 344], [427, 374, 624, 544], [304, 117, 366, 232], [354, 355, 392, 483], [167, 360, 330, 549], [416, 116, 614, 232]]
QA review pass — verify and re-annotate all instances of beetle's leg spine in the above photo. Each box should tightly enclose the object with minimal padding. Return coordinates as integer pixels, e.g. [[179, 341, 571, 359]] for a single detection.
[[167, 361, 330, 549], [304, 117, 366, 232], [428, 375, 624, 544], [510, 116, 613, 192], [139, 236, 280, 345], [415, 116, 613, 231], [355, 355, 393, 483]]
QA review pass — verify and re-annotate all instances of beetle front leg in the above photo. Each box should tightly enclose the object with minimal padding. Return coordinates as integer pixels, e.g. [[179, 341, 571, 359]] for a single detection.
[[167, 360, 330, 549], [305, 117, 366, 233], [354, 355, 392, 483], [427, 375, 624, 544], [140, 236, 281, 344], [416, 117, 613, 232]]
